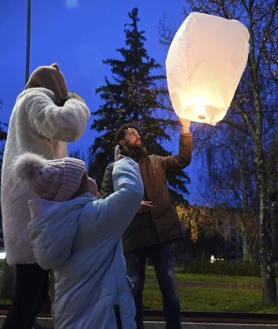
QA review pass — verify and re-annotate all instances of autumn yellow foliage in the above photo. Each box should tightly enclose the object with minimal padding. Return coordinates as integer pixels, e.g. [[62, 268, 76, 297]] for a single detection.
[[176, 204, 259, 244]]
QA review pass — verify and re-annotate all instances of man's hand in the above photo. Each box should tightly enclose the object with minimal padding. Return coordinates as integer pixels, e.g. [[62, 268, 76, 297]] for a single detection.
[[114, 145, 125, 162], [88, 177, 99, 197], [138, 201, 153, 213], [179, 118, 191, 133]]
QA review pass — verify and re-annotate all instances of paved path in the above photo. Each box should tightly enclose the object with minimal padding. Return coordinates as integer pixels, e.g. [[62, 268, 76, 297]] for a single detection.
[[0, 317, 277, 328]]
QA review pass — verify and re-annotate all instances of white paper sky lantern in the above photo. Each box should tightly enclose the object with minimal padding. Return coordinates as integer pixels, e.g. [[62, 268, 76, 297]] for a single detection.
[[166, 12, 250, 125]]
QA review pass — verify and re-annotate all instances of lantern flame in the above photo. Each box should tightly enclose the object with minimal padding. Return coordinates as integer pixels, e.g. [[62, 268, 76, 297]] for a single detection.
[[194, 95, 206, 120]]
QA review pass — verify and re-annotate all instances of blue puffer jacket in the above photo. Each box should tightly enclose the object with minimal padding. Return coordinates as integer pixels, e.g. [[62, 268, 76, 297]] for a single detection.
[[27, 158, 144, 329]]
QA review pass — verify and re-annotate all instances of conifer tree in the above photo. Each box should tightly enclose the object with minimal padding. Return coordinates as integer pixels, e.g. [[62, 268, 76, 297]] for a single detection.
[[90, 8, 190, 202]]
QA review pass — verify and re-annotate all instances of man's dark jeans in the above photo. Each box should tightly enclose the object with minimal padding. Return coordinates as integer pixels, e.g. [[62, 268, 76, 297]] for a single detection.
[[125, 242, 181, 329]]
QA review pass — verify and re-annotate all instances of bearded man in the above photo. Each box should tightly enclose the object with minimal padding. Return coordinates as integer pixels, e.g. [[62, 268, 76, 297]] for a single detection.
[[101, 119, 192, 329]]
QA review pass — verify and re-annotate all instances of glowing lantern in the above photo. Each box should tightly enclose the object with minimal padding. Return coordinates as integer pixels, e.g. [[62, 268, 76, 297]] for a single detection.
[[166, 12, 250, 125]]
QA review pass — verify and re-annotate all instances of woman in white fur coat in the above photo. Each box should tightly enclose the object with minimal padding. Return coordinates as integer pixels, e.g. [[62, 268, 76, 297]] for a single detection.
[[1, 63, 90, 329]]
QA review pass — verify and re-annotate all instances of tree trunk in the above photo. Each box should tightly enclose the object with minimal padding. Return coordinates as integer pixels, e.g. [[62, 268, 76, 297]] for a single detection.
[[252, 71, 277, 302], [272, 200, 278, 260], [240, 165, 254, 262], [242, 231, 251, 262], [259, 181, 277, 303]]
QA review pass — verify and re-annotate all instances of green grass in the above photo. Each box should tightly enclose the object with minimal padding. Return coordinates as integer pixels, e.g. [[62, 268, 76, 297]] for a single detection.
[[144, 284, 278, 313], [144, 268, 278, 313], [145, 268, 263, 285]]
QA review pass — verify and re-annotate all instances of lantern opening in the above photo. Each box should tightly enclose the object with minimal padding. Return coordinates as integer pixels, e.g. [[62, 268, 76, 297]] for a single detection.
[[181, 104, 227, 125], [194, 96, 207, 120]]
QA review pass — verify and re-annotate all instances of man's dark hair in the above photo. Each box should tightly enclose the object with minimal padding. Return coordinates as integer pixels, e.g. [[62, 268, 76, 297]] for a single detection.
[[115, 123, 139, 144]]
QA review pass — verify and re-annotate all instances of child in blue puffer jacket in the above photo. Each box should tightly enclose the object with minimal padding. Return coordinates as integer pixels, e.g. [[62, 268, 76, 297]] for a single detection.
[[13, 146, 143, 329]]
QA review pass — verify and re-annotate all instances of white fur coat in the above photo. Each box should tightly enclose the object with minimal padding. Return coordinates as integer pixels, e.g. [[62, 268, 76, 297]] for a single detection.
[[1, 88, 90, 265]]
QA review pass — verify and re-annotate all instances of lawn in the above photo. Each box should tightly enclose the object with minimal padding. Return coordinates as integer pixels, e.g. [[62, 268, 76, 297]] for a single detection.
[[144, 284, 278, 313], [143, 268, 278, 313], [145, 268, 263, 285]]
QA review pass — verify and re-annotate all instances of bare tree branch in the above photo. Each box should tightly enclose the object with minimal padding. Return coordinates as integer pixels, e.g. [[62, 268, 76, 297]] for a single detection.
[[255, 1, 278, 71]]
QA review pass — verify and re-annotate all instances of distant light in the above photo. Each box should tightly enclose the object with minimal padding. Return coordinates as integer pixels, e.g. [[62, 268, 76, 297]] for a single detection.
[[66, 0, 79, 9], [210, 255, 215, 264], [0, 252, 6, 260]]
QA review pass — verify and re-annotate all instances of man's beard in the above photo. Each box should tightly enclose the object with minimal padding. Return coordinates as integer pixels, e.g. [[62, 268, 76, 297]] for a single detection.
[[122, 141, 147, 162]]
